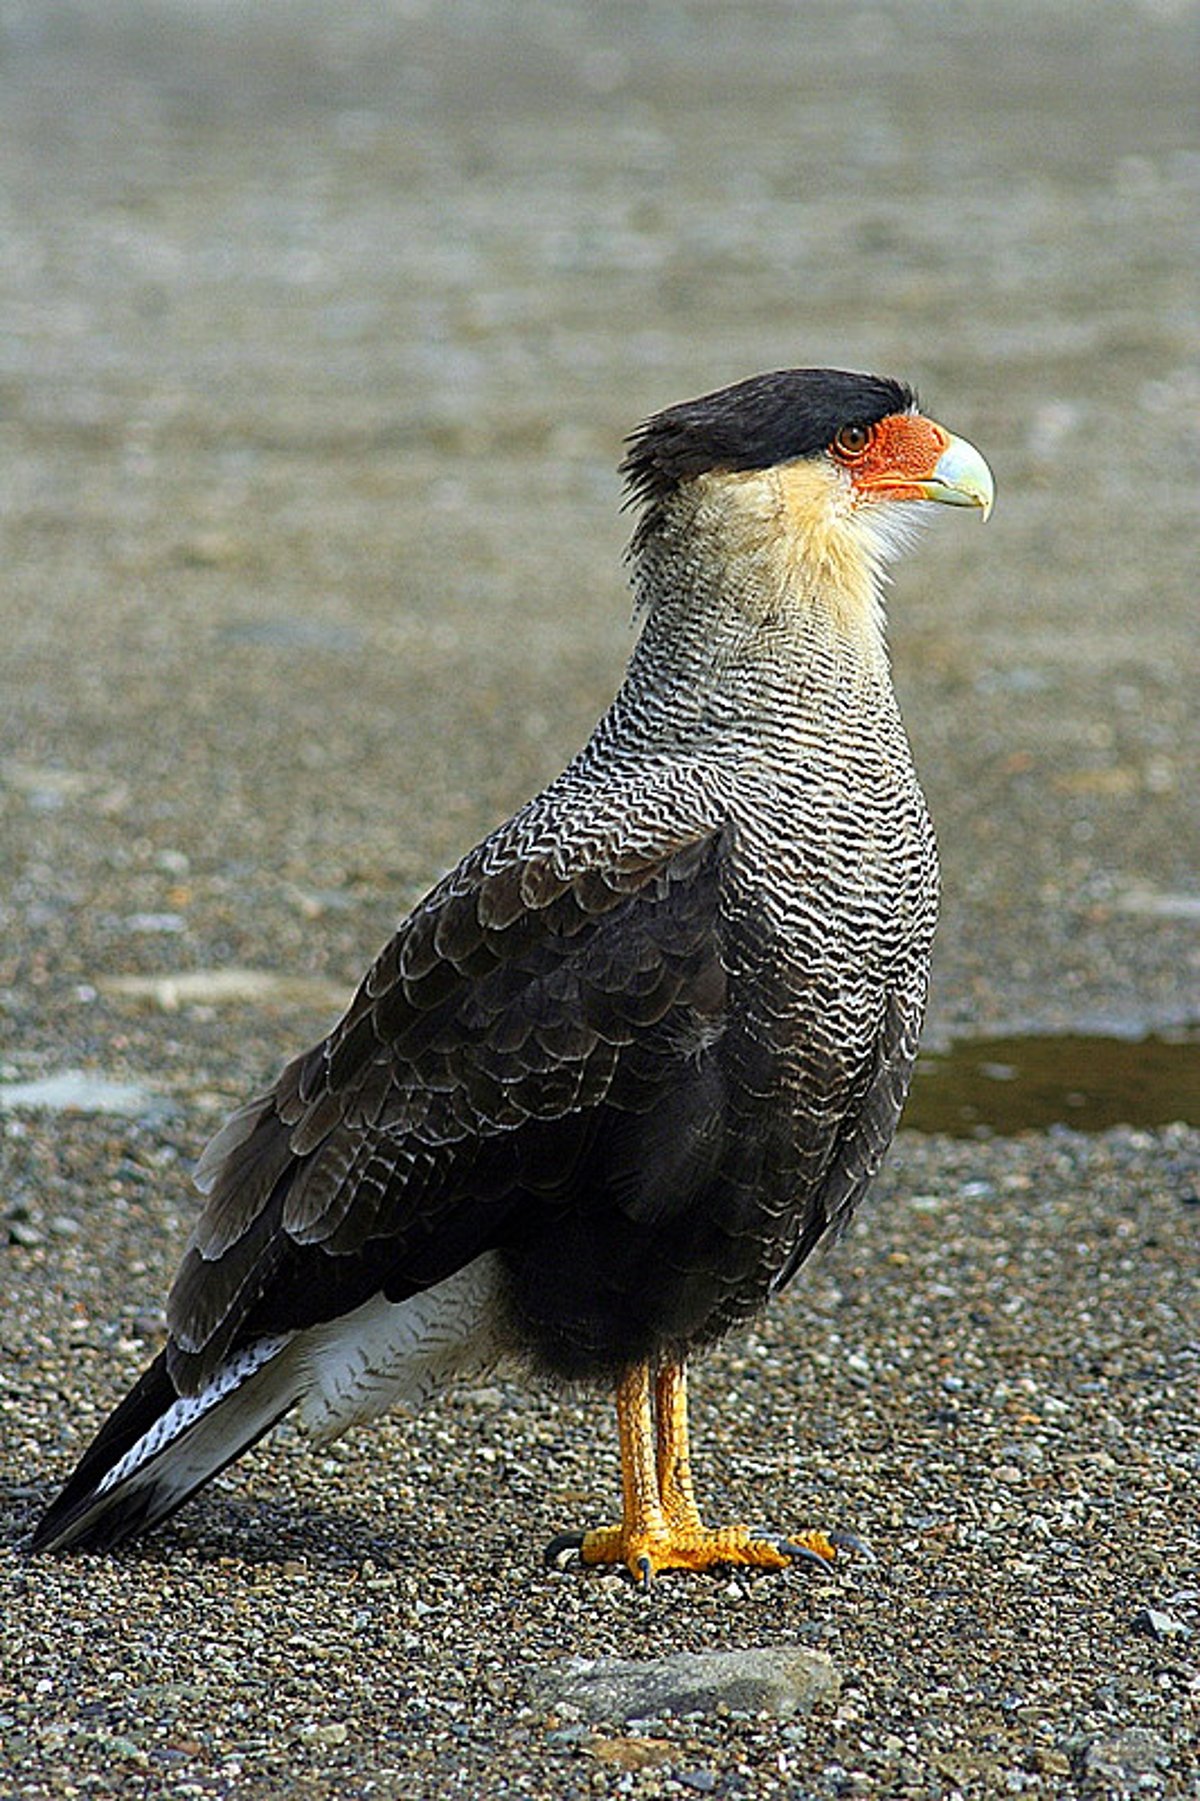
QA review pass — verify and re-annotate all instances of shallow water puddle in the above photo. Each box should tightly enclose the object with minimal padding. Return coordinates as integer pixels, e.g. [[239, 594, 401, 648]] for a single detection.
[[906, 1028, 1200, 1137]]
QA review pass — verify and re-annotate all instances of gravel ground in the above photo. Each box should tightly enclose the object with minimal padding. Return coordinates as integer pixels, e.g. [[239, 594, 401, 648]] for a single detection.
[[2, 2, 1198, 1797], [4, 1123, 1198, 1797]]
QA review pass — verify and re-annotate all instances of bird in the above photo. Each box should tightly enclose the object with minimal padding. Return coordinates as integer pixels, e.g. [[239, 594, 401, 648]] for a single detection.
[[32, 368, 993, 1584]]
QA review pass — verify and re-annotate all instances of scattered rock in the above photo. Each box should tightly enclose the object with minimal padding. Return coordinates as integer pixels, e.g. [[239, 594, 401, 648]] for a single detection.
[[124, 911, 187, 934], [300, 1721, 349, 1746], [1030, 1749, 1071, 1776], [582, 1735, 675, 1771], [1131, 1606, 1190, 1641], [530, 1646, 840, 1724], [0, 1070, 166, 1119], [0, 760, 128, 813], [1115, 888, 1200, 921], [1080, 1727, 1172, 1782], [99, 969, 351, 1014], [219, 617, 365, 652]]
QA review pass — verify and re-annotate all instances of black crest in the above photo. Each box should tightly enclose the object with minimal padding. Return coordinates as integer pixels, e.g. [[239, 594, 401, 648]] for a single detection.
[[622, 368, 917, 549]]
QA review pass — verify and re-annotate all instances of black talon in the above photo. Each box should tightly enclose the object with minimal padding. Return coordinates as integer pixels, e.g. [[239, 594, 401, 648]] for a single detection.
[[827, 1529, 874, 1560], [775, 1537, 837, 1570], [544, 1531, 586, 1567], [635, 1554, 654, 1591]]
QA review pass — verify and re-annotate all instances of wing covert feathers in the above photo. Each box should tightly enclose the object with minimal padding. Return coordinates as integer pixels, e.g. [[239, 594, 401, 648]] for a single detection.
[[166, 828, 728, 1391]]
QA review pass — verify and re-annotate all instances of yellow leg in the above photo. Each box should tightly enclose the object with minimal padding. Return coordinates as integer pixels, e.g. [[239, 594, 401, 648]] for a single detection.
[[572, 1363, 669, 1586], [568, 1358, 839, 1587], [655, 1362, 703, 1534]]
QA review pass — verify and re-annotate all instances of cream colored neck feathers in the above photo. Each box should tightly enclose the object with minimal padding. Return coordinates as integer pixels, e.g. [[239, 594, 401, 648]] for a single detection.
[[632, 457, 927, 685]]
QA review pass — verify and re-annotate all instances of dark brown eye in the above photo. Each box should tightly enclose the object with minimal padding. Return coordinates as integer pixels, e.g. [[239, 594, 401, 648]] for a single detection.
[[833, 423, 871, 458]]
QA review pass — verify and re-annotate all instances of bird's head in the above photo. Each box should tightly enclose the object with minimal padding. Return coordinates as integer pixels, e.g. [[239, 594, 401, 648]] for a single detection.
[[622, 369, 993, 654]]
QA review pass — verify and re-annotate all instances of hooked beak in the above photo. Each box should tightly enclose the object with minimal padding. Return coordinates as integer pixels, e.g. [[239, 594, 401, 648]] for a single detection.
[[915, 431, 994, 520]]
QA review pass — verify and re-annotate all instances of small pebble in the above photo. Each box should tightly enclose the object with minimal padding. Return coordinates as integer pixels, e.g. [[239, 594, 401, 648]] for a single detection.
[[1131, 1607, 1190, 1641]]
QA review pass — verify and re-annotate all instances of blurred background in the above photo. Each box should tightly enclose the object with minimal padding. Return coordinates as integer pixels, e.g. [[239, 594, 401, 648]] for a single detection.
[[1, 0, 1197, 1106]]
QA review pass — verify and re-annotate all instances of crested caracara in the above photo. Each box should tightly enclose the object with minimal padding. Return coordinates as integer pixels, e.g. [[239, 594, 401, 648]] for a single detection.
[[33, 368, 993, 1584]]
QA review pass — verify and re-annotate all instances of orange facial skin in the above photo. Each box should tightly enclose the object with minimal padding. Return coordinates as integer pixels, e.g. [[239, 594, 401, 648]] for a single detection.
[[832, 412, 954, 504]]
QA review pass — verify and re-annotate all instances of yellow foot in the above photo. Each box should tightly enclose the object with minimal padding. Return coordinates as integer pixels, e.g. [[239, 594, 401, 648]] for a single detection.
[[546, 1522, 840, 1588]]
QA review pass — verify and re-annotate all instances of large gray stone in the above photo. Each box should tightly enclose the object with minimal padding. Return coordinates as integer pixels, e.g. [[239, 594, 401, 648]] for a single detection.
[[1081, 1728, 1172, 1781], [530, 1645, 840, 1723]]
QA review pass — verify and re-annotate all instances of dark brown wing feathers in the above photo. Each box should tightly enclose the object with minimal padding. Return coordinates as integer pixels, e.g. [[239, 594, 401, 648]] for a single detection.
[[167, 830, 730, 1389]]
